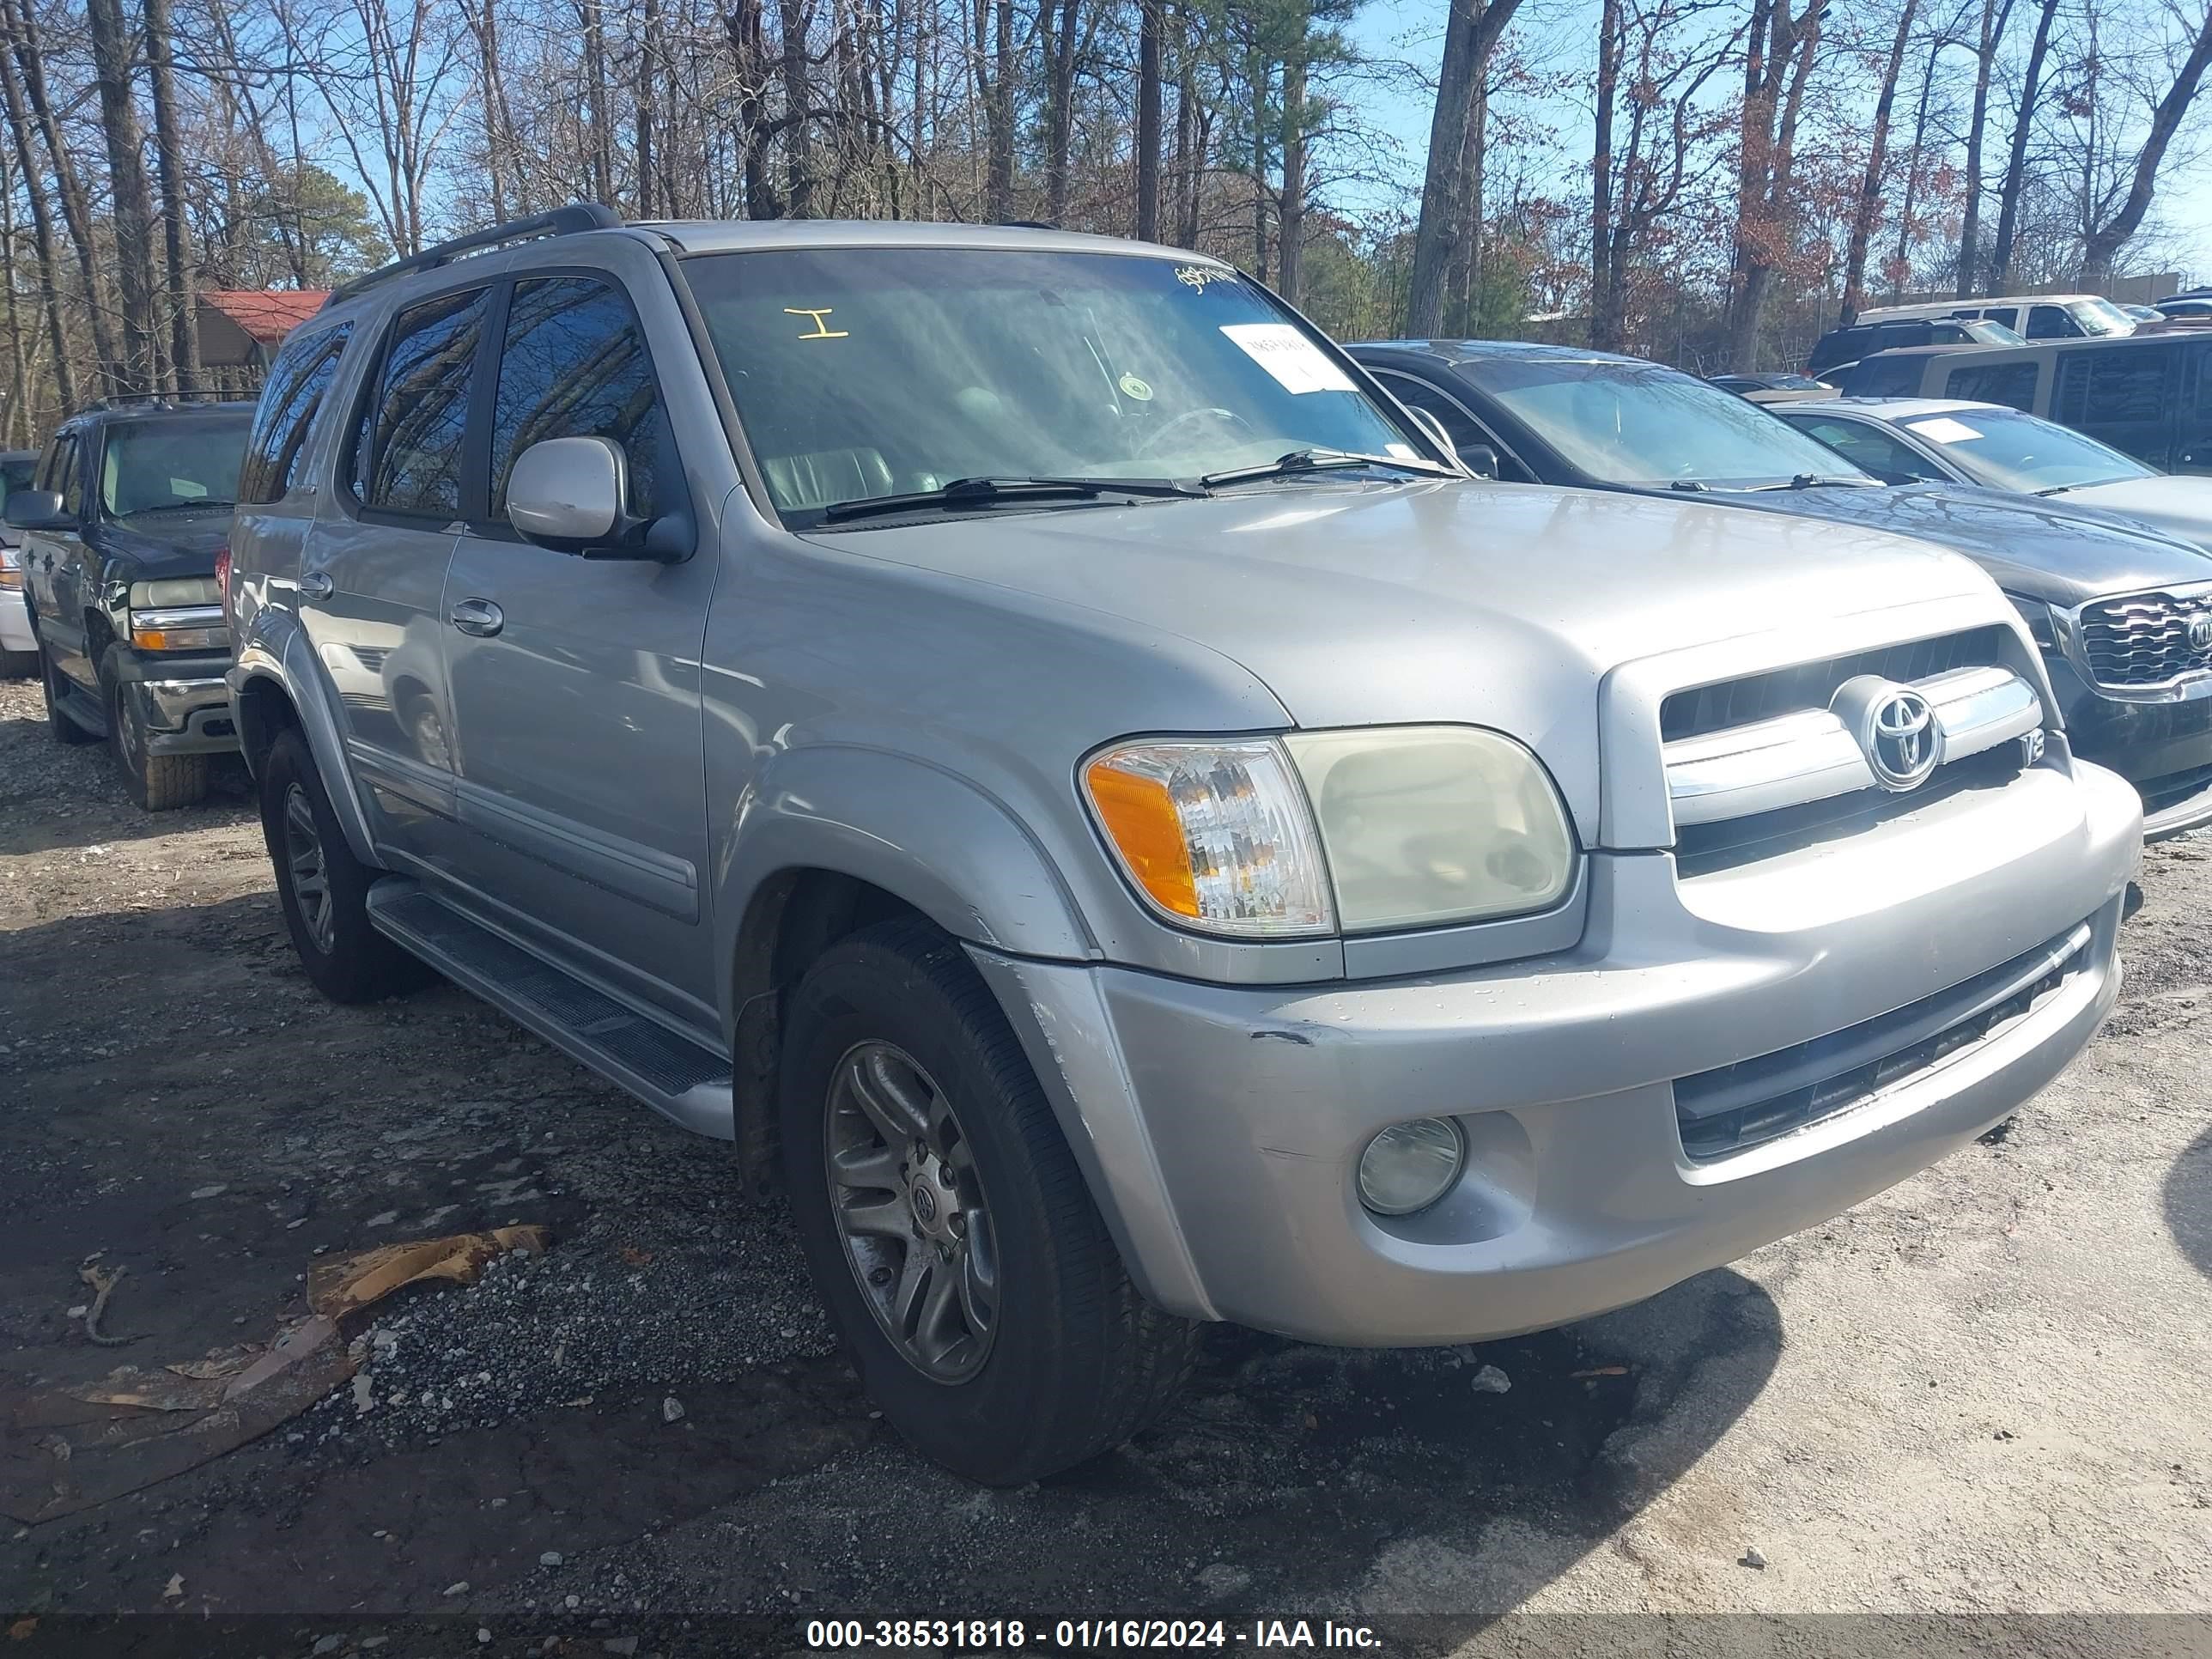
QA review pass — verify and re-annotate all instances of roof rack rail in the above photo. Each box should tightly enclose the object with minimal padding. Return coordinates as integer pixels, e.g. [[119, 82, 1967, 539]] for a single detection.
[[322, 204, 623, 311], [84, 390, 249, 411]]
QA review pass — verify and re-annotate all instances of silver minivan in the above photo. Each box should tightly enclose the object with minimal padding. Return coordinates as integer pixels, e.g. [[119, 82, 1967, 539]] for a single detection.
[[225, 208, 2141, 1483]]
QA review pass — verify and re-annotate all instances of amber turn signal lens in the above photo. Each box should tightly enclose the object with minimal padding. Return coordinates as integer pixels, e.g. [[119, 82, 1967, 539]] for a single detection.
[[1084, 756, 1201, 918]]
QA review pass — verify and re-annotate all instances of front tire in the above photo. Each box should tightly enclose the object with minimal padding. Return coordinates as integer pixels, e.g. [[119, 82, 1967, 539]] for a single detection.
[[780, 919, 1197, 1485], [103, 651, 209, 811], [259, 726, 433, 1003]]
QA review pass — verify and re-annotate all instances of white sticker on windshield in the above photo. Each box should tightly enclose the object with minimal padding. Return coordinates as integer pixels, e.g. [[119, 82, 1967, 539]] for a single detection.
[[1906, 416, 1984, 445], [1220, 323, 1357, 394]]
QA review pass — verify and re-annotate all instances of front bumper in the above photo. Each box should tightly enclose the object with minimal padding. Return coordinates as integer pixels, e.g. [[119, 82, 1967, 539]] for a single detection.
[[974, 758, 2141, 1345], [112, 648, 239, 756], [2050, 655, 2212, 840]]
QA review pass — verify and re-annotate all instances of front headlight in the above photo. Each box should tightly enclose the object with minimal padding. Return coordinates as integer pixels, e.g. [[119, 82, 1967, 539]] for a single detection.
[[129, 577, 221, 609], [1082, 726, 1576, 939], [1082, 739, 1335, 937], [1285, 726, 1575, 929]]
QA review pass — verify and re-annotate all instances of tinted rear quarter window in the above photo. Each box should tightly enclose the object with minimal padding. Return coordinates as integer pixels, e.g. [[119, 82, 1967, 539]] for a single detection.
[[489, 277, 674, 519], [241, 324, 352, 505], [1847, 354, 1929, 397], [353, 287, 489, 517], [1944, 360, 2039, 412], [2055, 346, 2176, 426]]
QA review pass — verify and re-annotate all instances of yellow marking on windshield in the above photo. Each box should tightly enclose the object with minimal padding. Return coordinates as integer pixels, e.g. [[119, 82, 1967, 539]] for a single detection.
[[784, 307, 850, 339]]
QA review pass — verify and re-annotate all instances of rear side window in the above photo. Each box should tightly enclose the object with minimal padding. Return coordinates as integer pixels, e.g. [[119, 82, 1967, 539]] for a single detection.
[[2056, 347, 2176, 427], [1846, 354, 1928, 397], [1984, 307, 2019, 330], [240, 323, 352, 504], [1945, 361, 2039, 412], [353, 287, 489, 518], [488, 276, 674, 520]]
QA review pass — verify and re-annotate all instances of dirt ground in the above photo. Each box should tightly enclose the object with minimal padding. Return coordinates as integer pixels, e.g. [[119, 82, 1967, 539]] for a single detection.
[[2, 673, 2209, 1654]]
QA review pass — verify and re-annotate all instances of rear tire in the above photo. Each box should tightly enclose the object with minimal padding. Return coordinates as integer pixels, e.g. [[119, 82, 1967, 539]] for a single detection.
[[260, 726, 433, 1003], [103, 651, 210, 811], [40, 641, 97, 745], [779, 918, 1198, 1485]]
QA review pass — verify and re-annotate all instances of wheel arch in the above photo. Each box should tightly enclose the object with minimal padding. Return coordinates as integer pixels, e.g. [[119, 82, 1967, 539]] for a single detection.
[[229, 619, 380, 866]]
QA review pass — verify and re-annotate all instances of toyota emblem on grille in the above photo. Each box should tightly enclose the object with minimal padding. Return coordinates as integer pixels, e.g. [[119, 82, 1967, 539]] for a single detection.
[[2191, 613, 2212, 652], [1864, 685, 1941, 791]]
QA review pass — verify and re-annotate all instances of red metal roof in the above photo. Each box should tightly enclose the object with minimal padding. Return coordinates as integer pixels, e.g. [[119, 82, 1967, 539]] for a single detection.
[[198, 289, 330, 345]]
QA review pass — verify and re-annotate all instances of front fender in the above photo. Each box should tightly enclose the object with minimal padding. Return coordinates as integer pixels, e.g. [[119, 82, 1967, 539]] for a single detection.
[[228, 610, 380, 867], [713, 744, 1096, 1019]]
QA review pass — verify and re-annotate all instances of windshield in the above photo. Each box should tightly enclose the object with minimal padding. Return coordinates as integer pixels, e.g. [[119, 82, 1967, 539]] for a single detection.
[[100, 418, 247, 517], [683, 247, 1420, 521], [2075, 298, 2136, 337], [1898, 406, 2155, 493], [1467, 357, 1872, 488]]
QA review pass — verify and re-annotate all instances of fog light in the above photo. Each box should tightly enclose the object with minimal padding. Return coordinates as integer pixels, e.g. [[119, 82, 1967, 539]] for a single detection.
[[1358, 1117, 1466, 1215]]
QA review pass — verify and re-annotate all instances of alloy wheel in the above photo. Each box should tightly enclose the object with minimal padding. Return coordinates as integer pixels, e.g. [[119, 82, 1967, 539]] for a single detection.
[[283, 782, 336, 954], [824, 1040, 999, 1383]]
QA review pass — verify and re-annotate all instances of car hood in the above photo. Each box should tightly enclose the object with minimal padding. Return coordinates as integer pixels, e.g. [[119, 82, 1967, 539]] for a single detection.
[[2040, 476, 2212, 560], [805, 479, 1996, 840], [93, 511, 233, 579], [1692, 480, 2212, 605]]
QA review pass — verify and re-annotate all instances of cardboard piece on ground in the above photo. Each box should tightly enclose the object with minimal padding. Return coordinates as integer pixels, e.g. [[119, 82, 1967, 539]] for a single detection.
[[0, 1228, 551, 1525], [307, 1225, 550, 1322]]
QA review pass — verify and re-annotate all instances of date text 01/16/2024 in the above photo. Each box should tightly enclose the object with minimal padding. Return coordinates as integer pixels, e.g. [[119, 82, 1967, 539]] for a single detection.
[[801, 1620, 1386, 1650]]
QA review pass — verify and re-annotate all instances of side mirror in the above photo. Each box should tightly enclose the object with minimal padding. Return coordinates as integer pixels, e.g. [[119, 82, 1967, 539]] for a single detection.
[[506, 435, 694, 562], [1457, 441, 1499, 480], [507, 437, 624, 554], [5, 488, 69, 531], [1402, 407, 1462, 469]]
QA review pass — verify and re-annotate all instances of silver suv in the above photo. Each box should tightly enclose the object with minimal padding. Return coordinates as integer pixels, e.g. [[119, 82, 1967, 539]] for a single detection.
[[226, 208, 2142, 1484]]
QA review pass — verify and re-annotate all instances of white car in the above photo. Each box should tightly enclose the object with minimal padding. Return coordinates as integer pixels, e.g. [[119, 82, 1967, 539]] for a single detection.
[[1, 447, 38, 675], [1771, 398, 2212, 553]]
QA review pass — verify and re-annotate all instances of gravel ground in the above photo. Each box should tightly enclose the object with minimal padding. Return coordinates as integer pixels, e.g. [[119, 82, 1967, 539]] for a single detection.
[[3, 672, 2209, 1653]]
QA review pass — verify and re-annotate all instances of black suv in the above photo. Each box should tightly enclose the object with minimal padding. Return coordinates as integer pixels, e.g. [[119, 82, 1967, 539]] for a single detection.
[[8, 398, 254, 808], [1807, 315, 2021, 377]]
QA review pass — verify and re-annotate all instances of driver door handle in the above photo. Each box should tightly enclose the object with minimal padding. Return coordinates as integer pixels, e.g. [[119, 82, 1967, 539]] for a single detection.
[[448, 597, 504, 637], [297, 569, 334, 600]]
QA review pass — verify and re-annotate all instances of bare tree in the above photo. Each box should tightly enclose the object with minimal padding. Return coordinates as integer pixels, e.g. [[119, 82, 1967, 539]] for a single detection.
[[1839, 0, 1920, 324], [2082, 3, 2212, 279], [1405, 0, 1525, 336], [1956, 0, 2017, 297], [1986, 0, 2059, 292]]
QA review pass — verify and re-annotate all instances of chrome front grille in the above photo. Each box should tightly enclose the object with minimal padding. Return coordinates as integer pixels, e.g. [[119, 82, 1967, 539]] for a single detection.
[[1663, 662, 2043, 836], [1658, 627, 2008, 742], [2075, 591, 2212, 689]]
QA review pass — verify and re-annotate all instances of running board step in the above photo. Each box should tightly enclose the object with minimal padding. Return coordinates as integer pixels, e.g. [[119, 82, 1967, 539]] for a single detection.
[[365, 878, 734, 1139]]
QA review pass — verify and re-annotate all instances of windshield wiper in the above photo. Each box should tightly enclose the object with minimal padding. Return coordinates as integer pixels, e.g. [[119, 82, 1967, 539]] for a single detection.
[[818, 475, 1206, 525], [1200, 448, 1459, 489], [1738, 473, 1884, 493], [124, 499, 234, 514]]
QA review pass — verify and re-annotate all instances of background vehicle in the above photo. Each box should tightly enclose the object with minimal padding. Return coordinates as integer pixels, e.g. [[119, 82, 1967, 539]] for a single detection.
[[2156, 297, 2212, 322], [9, 399, 252, 807], [1808, 314, 2023, 378], [1709, 371, 1831, 396], [1349, 339, 2212, 837], [1856, 295, 2139, 339], [228, 212, 2138, 1487], [0, 447, 39, 675], [1771, 399, 2212, 553], [1841, 331, 2212, 473]]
